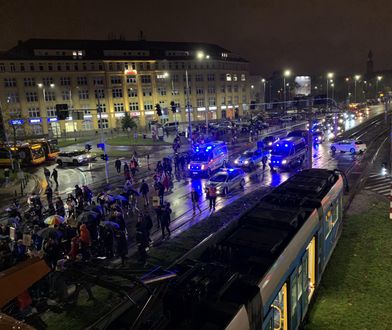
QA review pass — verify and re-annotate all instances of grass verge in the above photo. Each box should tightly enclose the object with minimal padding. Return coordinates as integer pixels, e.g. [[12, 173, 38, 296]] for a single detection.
[[58, 138, 93, 148], [305, 196, 392, 330], [107, 135, 170, 146]]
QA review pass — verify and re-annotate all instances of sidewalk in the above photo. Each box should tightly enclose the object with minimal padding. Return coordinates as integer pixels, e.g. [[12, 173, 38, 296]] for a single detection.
[[0, 173, 40, 204]]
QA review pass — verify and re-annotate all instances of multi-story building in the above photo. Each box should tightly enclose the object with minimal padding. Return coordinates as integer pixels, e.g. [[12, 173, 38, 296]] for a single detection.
[[0, 38, 250, 138]]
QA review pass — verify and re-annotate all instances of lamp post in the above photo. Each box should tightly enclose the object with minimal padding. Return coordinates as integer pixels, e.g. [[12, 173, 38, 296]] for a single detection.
[[97, 92, 109, 184], [326, 72, 334, 109], [283, 70, 291, 110], [376, 75, 383, 97], [261, 78, 266, 110], [354, 75, 361, 103]]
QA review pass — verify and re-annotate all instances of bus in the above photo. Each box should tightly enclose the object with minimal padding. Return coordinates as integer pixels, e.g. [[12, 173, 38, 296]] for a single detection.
[[30, 138, 60, 160], [0, 143, 46, 167]]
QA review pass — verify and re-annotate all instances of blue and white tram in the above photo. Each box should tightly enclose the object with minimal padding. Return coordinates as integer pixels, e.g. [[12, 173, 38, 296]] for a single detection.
[[164, 169, 344, 330]]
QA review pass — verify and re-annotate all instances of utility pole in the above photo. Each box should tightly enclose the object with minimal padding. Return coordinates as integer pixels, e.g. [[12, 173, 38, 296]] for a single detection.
[[185, 69, 192, 142], [97, 94, 109, 184]]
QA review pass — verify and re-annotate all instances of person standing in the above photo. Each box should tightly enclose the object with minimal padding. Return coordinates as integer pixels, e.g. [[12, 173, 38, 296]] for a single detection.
[[45, 185, 53, 205], [191, 188, 202, 214], [139, 179, 150, 206], [51, 168, 59, 187], [44, 168, 51, 185], [115, 230, 128, 266], [115, 158, 122, 174], [55, 197, 65, 217], [208, 185, 217, 211], [4, 168, 10, 186], [160, 202, 172, 239], [79, 224, 91, 260], [155, 181, 165, 206]]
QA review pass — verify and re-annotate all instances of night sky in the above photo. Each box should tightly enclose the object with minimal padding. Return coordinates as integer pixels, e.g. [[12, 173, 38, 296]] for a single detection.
[[0, 0, 391, 75]]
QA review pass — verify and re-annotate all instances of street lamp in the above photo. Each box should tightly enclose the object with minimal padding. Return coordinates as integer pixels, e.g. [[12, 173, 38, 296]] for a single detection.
[[283, 70, 291, 109], [326, 72, 334, 108], [261, 78, 266, 110], [376, 75, 383, 96], [354, 75, 361, 103]]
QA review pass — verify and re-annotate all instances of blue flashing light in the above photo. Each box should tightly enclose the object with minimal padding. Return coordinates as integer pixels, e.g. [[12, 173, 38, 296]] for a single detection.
[[276, 143, 280, 147], [284, 144, 289, 147], [228, 168, 234, 172]]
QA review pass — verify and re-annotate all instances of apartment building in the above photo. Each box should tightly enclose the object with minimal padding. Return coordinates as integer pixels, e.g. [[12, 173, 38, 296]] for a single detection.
[[0, 38, 250, 138]]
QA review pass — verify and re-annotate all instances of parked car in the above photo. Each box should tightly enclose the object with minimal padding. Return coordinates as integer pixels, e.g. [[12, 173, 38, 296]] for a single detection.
[[258, 135, 280, 149], [207, 168, 246, 195], [330, 140, 366, 154], [56, 150, 96, 166]]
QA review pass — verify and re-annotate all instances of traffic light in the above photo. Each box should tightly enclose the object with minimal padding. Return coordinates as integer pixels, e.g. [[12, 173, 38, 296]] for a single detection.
[[55, 104, 69, 120], [155, 103, 162, 116], [170, 101, 176, 113], [100, 154, 108, 161]]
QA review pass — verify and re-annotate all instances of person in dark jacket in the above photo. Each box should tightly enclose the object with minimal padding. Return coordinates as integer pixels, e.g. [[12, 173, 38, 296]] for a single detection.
[[136, 218, 149, 264], [160, 203, 172, 239], [45, 185, 53, 205], [51, 168, 59, 186], [115, 158, 122, 173], [139, 179, 150, 206], [190, 188, 202, 214], [115, 230, 128, 266], [155, 181, 165, 206]]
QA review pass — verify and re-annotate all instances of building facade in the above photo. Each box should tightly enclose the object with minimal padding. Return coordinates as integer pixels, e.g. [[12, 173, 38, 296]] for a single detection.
[[0, 39, 250, 138]]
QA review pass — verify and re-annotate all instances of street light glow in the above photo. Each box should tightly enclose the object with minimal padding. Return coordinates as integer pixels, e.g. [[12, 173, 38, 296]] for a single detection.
[[37, 83, 43, 88], [196, 51, 205, 59], [261, 78, 266, 83], [50, 83, 55, 88], [327, 72, 334, 79], [377, 75, 383, 81], [251, 85, 254, 89], [206, 54, 210, 59], [163, 72, 169, 78], [283, 69, 291, 77], [354, 75, 361, 81], [345, 77, 350, 82]]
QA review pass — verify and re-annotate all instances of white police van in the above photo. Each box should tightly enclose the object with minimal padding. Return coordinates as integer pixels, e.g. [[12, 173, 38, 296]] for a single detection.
[[269, 137, 307, 171], [188, 141, 228, 177]]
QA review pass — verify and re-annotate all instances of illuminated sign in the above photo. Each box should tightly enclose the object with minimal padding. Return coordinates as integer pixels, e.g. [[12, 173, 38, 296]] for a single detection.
[[130, 111, 141, 116], [9, 119, 24, 125], [144, 111, 154, 115], [124, 69, 137, 75], [47, 117, 58, 122], [29, 118, 42, 124]]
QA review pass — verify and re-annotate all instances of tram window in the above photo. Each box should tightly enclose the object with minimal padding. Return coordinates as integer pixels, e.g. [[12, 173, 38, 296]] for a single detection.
[[325, 202, 339, 239], [271, 283, 287, 330], [307, 238, 316, 299]]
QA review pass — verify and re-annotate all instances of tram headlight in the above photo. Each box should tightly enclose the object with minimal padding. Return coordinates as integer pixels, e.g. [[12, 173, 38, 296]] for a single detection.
[[282, 159, 287, 164]]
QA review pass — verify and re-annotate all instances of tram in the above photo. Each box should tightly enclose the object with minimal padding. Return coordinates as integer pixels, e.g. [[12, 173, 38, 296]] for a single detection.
[[163, 169, 344, 330], [0, 143, 46, 166]]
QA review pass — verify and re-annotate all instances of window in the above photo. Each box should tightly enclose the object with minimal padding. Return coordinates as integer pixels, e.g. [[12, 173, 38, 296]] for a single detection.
[[28, 107, 40, 117], [241, 74, 246, 81], [184, 86, 192, 95], [65, 63, 70, 71], [29, 63, 35, 71], [233, 74, 238, 82], [48, 63, 53, 71], [196, 87, 204, 95], [93, 77, 104, 85], [9, 108, 21, 117], [20, 63, 25, 72], [158, 87, 167, 96], [141, 75, 151, 84], [23, 77, 35, 87], [208, 85, 215, 94], [208, 96, 216, 106], [114, 103, 124, 112], [227, 96, 232, 105], [195, 74, 203, 82], [226, 74, 232, 81], [47, 107, 57, 117], [97, 103, 107, 113], [7, 92, 19, 103], [325, 202, 339, 238], [128, 88, 138, 97], [207, 73, 215, 81], [78, 90, 89, 100], [31, 124, 43, 136], [95, 89, 105, 99], [129, 102, 139, 111], [172, 74, 179, 82], [98, 118, 109, 129], [60, 77, 71, 86], [126, 75, 137, 84], [26, 92, 38, 102], [220, 74, 225, 81], [0, 63, 5, 72], [77, 76, 88, 85], [42, 77, 54, 86], [45, 91, 56, 102], [61, 90, 71, 101], [112, 88, 123, 98], [234, 96, 239, 104], [144, 103, 153, 110], [142, 88, 152, 97], [221, 85, 226, 93], [227, 85, 232, 93], [171, 88, 179, 96], [111, 76, 122, 84], [197, 98, 205, 107], [4, 78, 17, 87], [233, 84, 239, 92], [39, 63, 44, 71], [221, 96, 226, 105], [183, 74, 191, 82]]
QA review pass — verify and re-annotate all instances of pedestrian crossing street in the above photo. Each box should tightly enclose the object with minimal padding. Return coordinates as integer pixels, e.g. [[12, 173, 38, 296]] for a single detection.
[[363, 172, 392, 198]]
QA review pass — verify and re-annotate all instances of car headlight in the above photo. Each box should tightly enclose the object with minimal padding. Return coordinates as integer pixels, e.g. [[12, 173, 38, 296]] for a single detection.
[[188, 164, 190, 170], [234, 159, 239, 164], [268, 142, 272, 146], [244, 160, 249, 164], [201, 164, 205, 170], [282, 160, 287, 164]]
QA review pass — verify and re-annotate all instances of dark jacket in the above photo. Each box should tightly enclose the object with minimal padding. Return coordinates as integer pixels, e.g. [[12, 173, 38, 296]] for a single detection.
[[191, 191, 200, 203]]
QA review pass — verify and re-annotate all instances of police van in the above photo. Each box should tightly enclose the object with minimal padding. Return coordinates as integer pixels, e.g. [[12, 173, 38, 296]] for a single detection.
[[269, 137, 307, 171], [189, 141, 228, 177]]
